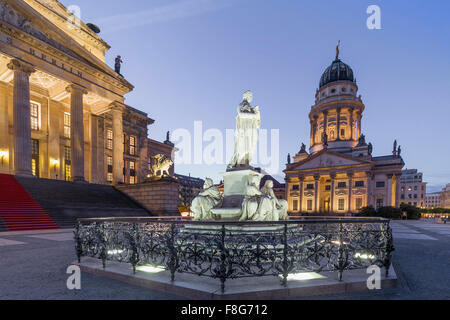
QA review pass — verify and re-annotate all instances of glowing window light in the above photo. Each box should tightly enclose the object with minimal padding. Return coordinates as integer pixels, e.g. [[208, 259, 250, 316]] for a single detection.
[[135, 265, 166, 273], [281, 272, 326, 281], [331, 240, 349, 246], [354, 253, 376, 260], [107, 249, 124, 255]]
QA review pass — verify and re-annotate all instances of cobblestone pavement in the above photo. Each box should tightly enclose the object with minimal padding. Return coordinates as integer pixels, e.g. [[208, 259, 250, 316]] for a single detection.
[[0, 220, 449, 300]]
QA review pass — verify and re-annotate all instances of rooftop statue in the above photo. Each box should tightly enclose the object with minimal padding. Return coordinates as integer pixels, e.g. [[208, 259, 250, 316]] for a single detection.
[[149, 154, 173, 179], [115, 55, 123, 75], [227, 91, 261, 169]]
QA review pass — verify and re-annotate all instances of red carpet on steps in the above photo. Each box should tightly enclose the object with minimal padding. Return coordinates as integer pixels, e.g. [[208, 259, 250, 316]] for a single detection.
[[0, 174, 59, 231]]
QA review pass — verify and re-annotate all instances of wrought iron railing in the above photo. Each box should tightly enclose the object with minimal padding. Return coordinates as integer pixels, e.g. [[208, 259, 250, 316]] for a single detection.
[[74, 216, 394, 293]]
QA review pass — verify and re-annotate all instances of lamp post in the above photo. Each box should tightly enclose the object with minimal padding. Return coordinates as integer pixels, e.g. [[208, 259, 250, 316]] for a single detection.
[[0, 151, 8, 168], [51, 159, 59, 180]]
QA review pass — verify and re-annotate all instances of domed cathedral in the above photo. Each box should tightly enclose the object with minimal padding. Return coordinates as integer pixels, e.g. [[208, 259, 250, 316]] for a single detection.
[[284, 44, 405, 215]]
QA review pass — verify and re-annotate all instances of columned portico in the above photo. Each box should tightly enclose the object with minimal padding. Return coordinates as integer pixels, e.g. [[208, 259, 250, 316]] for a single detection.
[[111, 102, 125, 185], [7, 59, 36, 177], [66, 84, 87, 182]]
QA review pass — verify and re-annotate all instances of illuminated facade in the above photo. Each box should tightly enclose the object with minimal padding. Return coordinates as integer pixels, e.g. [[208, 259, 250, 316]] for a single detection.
[[0, 0, 173, 184], [284, 49, 405, 214]]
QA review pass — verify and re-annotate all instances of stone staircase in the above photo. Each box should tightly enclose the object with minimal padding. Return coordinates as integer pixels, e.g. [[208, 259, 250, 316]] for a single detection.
[[2, 176, 152, 230], [0, 174, 59, 231]]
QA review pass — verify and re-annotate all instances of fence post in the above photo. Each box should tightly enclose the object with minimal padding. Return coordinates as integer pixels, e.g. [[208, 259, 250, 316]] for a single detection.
[[282, 222, 289, 287], [130, 222, 139, 274], [219, 224, 227, 293], [168, 223, 177, 282], [74, 221, 82, 263], [337, 222, 344, 281]]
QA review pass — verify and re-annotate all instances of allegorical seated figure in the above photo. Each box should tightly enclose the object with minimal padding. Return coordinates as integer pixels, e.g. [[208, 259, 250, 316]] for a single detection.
[[191, 178, 223, 221], [259, 180, 288, 220], [239, 174, 263, 221]]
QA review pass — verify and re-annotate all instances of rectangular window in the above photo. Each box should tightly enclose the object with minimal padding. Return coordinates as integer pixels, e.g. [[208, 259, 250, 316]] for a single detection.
[[355, 198, 363, 210], [64, 146, 71, 181], [64, 112, 71, 138], [30, 102, 40, 131], [130, 135, 137, 156], [337, 182, 347, 189], [376, 198, 384, 209], [107, 156, 113, 181], [325, 185, 331, 191], [292, 184, 299, 191], [293, 199, 298, 211], [355, 181, 364, 188], [106, 129, 113, 150], [129, 161, 136, 184], [376, 181, 385, 188], [306, 184, 314, 190], [307, 199, 313, 211], [338, 198, 345, 211]]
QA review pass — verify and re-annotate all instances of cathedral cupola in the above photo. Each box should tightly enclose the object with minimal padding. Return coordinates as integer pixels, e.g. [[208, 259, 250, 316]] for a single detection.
[[309, 42, 365, 155]]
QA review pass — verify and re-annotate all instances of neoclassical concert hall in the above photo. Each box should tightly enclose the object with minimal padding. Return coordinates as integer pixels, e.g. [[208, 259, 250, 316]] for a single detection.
[[0, 0, 173, 185], [284, 47, 405, 214]]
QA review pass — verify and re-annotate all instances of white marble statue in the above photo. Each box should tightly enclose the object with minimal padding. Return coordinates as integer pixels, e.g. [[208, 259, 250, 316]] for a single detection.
[[191, 178, 223, 220], [239, 174, 263, 221], [260, 180, 288, 220], [228, 91, 261, 169]]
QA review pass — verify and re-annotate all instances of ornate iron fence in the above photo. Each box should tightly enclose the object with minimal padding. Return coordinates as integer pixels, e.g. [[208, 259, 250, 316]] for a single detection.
[[75, 216, 394, 293]]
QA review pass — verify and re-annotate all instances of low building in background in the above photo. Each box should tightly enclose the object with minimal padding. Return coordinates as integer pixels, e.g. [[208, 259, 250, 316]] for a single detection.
[[425, 192, 441, 208], [175, 174, 205, 213], [441, 184, 450, 209], [399, 169, 427, 208]]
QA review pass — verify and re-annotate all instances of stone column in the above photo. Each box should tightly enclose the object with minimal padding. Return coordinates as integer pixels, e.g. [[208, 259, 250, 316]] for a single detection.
[[90, 114, 98, 183], [336, 107, 341, 140], [357, 112, 362, 140], [349, 108, 354, 141], [323, 111, 328, 139], [111, 102, 125, 185], [347, 172, 353, 213], [299, 176, 304, 212], [386, 174, 393, 207], [313, 116, 318, 145], [66, 84, 87, 182], [330, 173, 336, 213], [7, 59, 36, 176], [314, 174, 320, 213], [310, 120, 314, 147], [366, 171, 372, 207], [395, 173, 402, 207]]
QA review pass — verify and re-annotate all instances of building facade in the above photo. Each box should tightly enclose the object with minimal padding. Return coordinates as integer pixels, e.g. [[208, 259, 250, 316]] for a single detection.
[[440, 184, 450, 209], [284, 49, 405, 214], [0, 0, 173, 185], [425, 192, 441, 208], [399, 169, 426, 208]]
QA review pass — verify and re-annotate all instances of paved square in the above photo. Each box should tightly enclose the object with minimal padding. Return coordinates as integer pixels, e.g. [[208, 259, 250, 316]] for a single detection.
[[27, 233, 74, 242], [0, 238, 26, 246]]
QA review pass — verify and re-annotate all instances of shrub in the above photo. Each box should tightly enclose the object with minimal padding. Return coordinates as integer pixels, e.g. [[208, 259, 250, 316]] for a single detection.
[[357, 206, 377, 217], [377, 206, 402, 219], [400, 203, 421, 220]]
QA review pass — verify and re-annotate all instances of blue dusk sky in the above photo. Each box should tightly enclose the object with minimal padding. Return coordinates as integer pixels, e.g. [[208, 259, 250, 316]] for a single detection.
[[61, 0, 450, 192]]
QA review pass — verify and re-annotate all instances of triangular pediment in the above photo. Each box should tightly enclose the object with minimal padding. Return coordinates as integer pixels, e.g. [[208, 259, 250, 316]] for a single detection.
[[287, 150, 372, 171], [1, 0, 124, 83]]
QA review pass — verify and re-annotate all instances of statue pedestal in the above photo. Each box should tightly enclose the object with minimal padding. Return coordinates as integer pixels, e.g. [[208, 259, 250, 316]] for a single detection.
[[210, 168, 264, 220]]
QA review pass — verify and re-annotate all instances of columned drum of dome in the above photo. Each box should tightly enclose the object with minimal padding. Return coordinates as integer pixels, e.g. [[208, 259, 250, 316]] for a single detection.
[[309, 53, 364, 155]]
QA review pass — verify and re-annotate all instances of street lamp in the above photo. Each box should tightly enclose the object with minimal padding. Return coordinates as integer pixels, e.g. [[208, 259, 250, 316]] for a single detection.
[[51, 159, 59, 179], [0, 151, 8, 168]]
